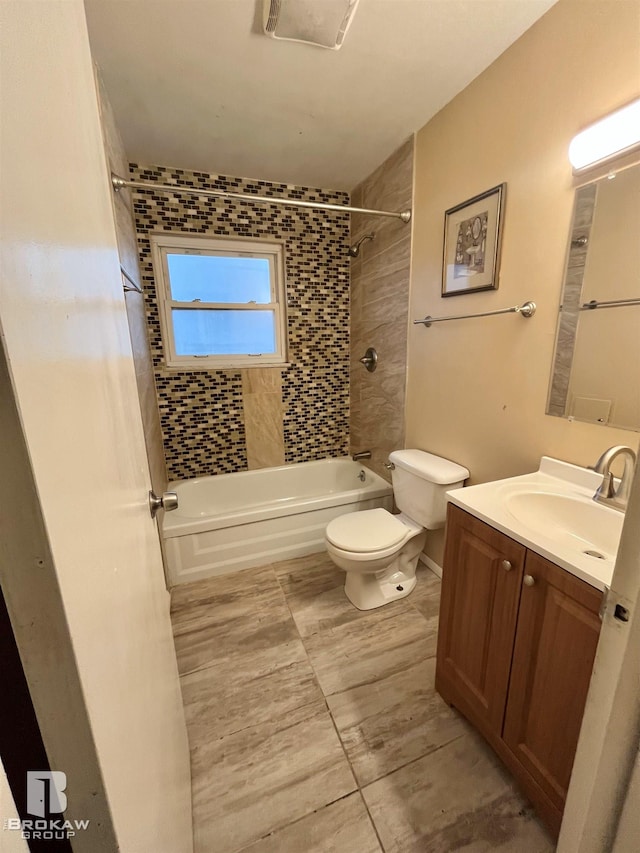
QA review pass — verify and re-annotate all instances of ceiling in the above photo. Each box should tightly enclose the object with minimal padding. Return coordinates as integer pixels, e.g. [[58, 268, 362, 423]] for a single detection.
[[84, 0, 557, 192]]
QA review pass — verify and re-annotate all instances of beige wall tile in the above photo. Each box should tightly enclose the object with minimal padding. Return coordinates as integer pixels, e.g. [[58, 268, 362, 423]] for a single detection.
[[361, 136, 414, 212], [95, 68, 142, 288], [124, 290, 153, 376], [361, 288, 410, 328], [350, 137, 414, 473], [145, 411, 169, 494], [351, 185, 364, 210], [350, 214, 408, 259], [96, 70, 167, 494], [360, 253, 411, 307], [241, 369, 286, 469], [132, 368, 168, 492], [114, 196, 143, 287], [359, 230, 411, 278], [244, 391, 285, 469], [356, 320, 408, 377], [241, 367, 284, 395]]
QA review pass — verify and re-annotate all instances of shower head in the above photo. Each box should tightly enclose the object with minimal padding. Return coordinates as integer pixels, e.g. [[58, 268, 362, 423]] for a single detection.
[[348, 233, 375, 258]]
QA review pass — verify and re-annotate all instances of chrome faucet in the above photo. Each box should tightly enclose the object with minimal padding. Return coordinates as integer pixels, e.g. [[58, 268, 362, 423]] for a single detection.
[[591, 445, 637, 511], [352, 451, 372, 461]]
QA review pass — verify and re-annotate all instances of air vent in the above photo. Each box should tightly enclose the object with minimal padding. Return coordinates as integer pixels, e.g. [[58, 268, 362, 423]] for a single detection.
[[264, 0, 281, 33], [262, 0, 361, 50]]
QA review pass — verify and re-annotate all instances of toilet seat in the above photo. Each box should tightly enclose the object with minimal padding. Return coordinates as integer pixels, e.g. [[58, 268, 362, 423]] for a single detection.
[[326, 508, 409, 553], [324, 506, 427, 608]]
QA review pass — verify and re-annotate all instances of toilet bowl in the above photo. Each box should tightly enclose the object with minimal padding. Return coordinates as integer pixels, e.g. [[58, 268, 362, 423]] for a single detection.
[[326, 508, 426, 609], [325, 449, 468, 610]]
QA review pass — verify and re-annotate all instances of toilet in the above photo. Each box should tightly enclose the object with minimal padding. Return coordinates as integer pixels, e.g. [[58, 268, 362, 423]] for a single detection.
[[325, 449, 469, 610]]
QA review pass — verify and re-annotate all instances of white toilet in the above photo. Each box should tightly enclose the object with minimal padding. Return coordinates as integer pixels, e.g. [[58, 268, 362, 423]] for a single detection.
[[325, 449, 469, 610]]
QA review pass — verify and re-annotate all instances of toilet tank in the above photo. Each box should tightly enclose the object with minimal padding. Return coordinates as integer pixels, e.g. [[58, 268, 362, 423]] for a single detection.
[[389, 449, 469, 529]]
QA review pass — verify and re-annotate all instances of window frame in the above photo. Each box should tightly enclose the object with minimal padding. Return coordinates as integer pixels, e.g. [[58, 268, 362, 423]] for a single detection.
[[150, 233, 288, 369]]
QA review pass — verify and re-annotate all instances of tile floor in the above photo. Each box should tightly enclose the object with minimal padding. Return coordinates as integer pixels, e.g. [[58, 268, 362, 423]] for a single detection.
[[170, 554, 555, 853]]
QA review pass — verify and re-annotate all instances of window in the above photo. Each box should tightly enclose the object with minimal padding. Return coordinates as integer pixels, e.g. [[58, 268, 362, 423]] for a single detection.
[[150, 234, 287, 369]]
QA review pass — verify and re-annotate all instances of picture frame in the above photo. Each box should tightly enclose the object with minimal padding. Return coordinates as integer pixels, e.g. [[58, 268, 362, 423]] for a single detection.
[[442, 183, 506, 297]]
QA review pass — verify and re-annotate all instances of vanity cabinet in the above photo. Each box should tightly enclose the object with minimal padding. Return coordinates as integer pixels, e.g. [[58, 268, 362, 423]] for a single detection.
[[436, 506, 526, 733], [436, 504, 603, 837]]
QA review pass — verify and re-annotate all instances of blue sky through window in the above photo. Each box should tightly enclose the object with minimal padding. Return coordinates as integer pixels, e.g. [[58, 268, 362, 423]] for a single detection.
[[172, 309, 276, 355], [167, 254, 271, 303]]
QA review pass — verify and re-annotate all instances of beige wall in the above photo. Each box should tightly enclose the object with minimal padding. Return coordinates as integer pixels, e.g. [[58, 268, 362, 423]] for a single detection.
[[351, 137, 414, 479], [407, 0, 640, 563], [95, 70, 168, 496]]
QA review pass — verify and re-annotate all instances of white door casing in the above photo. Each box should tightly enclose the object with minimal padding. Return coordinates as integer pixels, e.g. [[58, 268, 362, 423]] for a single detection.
[[0, 2, 192, 851], [559, 460, 640, 851]]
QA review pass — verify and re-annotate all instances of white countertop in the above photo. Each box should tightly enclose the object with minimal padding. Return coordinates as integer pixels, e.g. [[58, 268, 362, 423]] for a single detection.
[[446, 457, 624, 591]]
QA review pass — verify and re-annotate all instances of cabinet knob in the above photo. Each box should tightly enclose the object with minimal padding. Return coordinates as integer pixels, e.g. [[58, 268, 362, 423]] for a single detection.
[[523, 574, 536, 587], [501, 560, 512, 572]]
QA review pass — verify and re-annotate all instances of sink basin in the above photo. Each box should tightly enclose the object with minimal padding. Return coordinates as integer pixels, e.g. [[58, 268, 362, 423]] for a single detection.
[[505, 491, 623, 558], [446, 456, 627, 590]]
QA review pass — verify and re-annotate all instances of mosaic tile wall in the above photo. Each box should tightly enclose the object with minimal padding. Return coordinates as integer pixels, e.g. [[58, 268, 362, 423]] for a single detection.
[[130, 163, 350, 480]]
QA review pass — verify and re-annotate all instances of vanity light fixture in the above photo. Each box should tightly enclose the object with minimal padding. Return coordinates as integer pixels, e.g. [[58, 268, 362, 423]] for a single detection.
[[569, 98, 640, 172]]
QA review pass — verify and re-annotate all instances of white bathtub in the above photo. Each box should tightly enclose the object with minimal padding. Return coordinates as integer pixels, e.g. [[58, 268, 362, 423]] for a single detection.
[[162, 457, 394, 585]]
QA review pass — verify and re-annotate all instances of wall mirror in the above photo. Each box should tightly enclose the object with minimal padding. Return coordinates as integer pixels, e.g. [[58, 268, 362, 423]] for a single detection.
[[547, 161, 640, 431]]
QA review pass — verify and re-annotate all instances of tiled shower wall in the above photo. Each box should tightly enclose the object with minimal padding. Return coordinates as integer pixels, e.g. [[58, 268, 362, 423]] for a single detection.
[[131, 165, 350, 480], [350, 137, 414, 480]]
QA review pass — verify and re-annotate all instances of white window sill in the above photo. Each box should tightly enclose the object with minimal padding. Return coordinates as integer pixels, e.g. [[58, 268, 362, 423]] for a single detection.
[[159, 362, 292, 372]]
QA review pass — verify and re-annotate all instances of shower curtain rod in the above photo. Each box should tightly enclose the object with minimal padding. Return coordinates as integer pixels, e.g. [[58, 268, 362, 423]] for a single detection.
[[111, 174, 412, 223]]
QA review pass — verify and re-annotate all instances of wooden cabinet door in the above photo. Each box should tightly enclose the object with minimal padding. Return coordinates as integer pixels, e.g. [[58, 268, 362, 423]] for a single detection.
[[436, 505, 526, 736], [503, 551, 602, 812]]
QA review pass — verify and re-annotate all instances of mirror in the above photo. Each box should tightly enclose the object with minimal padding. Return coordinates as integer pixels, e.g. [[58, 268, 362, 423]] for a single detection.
[[547, 162, 640, 431]]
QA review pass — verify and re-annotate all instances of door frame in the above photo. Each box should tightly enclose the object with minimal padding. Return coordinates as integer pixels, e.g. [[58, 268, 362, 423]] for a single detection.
[[0, 335, 117, 851], [558, 461, 640, 851]]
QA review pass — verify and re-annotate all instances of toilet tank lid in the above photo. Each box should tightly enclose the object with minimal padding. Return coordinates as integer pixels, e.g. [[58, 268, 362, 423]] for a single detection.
[[389, 449, 469, 485]]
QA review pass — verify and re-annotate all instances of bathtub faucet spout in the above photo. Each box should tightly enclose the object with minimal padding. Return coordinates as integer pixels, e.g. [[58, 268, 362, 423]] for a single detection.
[[352, 451, 372, 462]]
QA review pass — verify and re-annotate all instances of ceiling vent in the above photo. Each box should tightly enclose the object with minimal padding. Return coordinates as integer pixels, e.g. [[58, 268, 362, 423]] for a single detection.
[[262, 0, 361, 50]]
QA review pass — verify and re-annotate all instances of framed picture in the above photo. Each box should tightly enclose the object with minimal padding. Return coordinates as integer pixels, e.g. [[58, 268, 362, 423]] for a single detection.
[[442, 183, 506, 297]]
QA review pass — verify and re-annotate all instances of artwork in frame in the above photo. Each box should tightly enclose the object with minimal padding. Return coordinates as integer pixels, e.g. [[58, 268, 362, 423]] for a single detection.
[[442, 183, 506, 297]]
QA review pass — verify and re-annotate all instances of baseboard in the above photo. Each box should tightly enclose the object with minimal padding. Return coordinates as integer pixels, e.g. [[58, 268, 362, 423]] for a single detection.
[[419, 552, 442, 578]]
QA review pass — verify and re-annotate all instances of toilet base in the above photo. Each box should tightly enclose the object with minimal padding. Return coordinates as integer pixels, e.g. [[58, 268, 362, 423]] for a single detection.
[[344, 567, 417, 611]]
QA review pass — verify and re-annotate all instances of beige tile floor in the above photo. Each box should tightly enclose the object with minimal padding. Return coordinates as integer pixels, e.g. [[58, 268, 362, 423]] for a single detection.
[[171, 554, 555, 853]]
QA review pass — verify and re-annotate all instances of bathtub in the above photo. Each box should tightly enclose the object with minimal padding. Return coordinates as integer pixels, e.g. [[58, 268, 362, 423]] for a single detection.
[[162, 457, 394, 585]]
